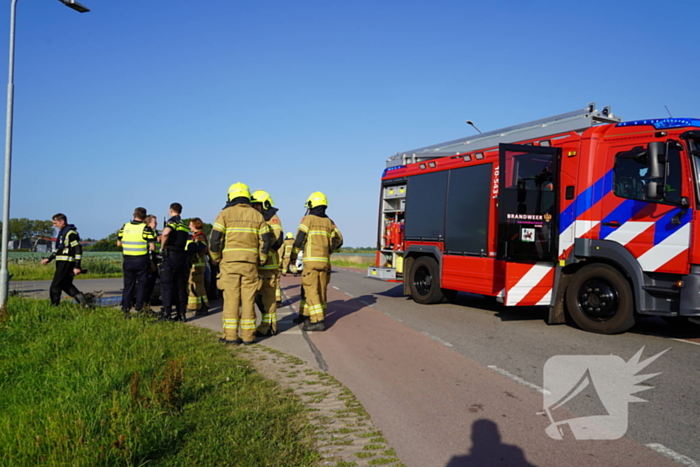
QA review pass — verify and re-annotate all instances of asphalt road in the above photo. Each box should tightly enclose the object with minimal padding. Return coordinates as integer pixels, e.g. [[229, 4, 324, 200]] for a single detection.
[[307, 268, 700, 467], [14, 272, 699, 467]]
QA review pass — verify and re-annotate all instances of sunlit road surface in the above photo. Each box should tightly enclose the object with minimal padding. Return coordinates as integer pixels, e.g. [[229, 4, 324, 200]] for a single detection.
[[274, 268, 700, 467]]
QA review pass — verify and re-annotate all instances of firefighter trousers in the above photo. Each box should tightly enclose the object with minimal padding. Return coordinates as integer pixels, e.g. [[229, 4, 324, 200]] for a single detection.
[[50, 261, 81, 305], [301, 267, 330, 323], [256, 270, 279, 335], [218, 261, 259, 343], [187, 264, 209, 312]]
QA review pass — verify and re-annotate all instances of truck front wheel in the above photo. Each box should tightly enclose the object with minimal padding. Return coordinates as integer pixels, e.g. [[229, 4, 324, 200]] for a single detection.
[[565, 263, 635, 334], [409, 256, 445, 304]]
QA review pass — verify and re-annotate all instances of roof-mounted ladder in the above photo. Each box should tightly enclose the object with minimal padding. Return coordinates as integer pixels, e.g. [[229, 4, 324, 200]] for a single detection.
[[387, 103, 622, 168]]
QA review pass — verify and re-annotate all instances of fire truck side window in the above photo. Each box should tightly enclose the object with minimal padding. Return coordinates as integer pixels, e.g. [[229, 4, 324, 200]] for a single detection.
[[613, 145, 682, 204]]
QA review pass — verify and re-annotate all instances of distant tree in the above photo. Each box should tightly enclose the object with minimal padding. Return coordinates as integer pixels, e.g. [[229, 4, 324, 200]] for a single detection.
[[31, 220, 54, 251], [88, 231, 121, 251], [9, 218, 33, 248]]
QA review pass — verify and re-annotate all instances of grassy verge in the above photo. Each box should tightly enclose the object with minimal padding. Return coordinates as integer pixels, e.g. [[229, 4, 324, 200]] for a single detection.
[[9, 252, 123, 281], [0, 297, 319, 466], [330, 255, 374, 270]]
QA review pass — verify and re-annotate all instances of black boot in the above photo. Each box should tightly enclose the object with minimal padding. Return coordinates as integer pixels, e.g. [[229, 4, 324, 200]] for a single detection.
[[74, 292, 90, 309], [195, 304, 209, 316], [50, 291, 61, 306], [302, 320, 325, 332], [293, 314, 309, 324], [159, 307, 172, 321]]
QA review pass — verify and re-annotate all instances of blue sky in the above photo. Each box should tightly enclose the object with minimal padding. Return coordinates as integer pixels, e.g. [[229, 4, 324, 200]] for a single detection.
[[1, 0, 699, 247]]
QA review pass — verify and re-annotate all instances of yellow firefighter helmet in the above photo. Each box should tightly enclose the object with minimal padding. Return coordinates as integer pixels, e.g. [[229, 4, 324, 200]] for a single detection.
[[285, 232, 294, 239], [227, 182, 250, 201], [305, 191, 328, 208], [251, 190, 274, 209]]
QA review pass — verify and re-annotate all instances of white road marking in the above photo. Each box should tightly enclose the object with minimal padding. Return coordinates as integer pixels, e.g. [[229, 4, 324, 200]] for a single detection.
[[360, 300, 372, 307], [382, 312, 403, 323], [645, 443, 699, 467], [669, 338, 700, 347], [487, 365, 551, 395], [421, 332, 453, 347], [332, 286, 340, 290], [345, 293, 355, 298]]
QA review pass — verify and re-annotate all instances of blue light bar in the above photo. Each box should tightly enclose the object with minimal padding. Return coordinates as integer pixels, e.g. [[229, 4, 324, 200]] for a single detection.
[[616, 118, 700, 130], [382, 165, 406, 178]]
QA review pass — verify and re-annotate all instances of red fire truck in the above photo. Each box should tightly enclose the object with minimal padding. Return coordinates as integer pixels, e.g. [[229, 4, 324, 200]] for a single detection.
[[368, 103, 700, 334]]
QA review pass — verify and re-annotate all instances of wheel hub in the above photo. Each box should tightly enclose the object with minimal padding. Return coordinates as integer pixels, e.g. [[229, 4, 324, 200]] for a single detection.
[[578, 279, 619, 320]]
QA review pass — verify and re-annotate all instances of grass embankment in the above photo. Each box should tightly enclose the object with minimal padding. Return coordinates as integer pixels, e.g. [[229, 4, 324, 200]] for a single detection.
[[0, 298, 319, 466]]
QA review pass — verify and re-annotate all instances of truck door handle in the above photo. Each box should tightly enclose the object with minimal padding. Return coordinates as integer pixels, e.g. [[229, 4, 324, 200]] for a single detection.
[[602, 221, 621, 228]]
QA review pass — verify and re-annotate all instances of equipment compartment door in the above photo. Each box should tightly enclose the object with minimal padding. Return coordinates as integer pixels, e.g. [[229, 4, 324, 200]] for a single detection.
[[497, 143, 561, 262]]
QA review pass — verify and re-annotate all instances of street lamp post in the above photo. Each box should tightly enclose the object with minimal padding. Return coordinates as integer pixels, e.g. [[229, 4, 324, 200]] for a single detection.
[[0, 0, 89, 311]]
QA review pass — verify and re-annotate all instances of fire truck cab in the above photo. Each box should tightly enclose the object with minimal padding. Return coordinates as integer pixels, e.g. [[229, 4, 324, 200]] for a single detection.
[[369, 103, 700, 334]]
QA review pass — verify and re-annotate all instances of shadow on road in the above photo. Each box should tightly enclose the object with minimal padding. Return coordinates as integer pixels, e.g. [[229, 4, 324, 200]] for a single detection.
[[325, 295, 377, 329], [445, 419, 538, 467]]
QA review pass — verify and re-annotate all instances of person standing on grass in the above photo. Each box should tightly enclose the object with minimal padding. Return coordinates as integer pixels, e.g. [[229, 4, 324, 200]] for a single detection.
[[41, 213, 89, 307], [117, 207, 156, 318]]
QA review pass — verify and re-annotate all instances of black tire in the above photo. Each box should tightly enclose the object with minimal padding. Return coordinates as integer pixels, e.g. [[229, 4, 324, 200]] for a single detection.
[[565, 263, 635, 334], [408, 256, 445, 304]]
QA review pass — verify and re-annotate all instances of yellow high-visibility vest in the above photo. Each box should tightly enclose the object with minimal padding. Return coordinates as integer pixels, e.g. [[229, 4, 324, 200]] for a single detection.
[[121, 222, 148, 256]]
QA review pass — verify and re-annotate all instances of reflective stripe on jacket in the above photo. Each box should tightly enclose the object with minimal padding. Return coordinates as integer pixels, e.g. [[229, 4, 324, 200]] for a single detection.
[[293, 215, 343, 269], [259, 213, 283, 270], [119, 222, 153, 256], [56, 229, 82, 263], [210, 203, 271, 264]]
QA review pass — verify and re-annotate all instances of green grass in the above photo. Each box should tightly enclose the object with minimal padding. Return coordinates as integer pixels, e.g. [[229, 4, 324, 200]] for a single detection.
[[330, 255, 374, 270], [0, 297, 319, 466], [9, 252, 123, 281]]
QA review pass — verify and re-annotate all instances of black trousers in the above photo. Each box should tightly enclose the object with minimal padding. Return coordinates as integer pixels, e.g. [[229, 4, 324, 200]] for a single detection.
[[144, 262, 159, 306], [122, 255, 150, 311], [160, 251, 188, 313], [50, 261, 81, 305]]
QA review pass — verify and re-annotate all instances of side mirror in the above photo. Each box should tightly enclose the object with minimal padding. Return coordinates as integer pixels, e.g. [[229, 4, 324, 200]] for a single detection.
[[680, 196, 690, 208], [646, 180, 665, 200], [647, 142, 667, 179]]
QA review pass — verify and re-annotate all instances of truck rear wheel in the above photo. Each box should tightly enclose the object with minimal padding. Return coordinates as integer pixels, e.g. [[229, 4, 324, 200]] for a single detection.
[[409, 256, 445, 304], [565, 263, 635, 334]]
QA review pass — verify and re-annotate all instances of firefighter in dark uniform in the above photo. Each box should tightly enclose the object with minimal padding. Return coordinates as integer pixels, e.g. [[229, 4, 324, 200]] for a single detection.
[[159, 203, 190, 321], [290, 192, 343, 331], [117, 207, 156, 318], [41, 213, 89, 307]]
